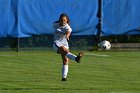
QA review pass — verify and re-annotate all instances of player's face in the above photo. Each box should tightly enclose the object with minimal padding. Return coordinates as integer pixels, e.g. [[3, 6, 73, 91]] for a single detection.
[[60, 17, 68, 26]]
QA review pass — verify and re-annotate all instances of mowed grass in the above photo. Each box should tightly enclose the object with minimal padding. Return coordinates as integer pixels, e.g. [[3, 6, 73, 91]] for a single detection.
[[0, 50, 140, 93]]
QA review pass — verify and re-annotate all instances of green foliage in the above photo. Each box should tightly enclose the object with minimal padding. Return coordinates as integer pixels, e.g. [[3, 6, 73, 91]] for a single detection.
[[8, 38, 18, 48]]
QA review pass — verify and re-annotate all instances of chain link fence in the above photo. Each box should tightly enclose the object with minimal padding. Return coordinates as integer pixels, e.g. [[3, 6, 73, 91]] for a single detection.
[[0, 35, 140, 51], [0, 35, 98, 51]]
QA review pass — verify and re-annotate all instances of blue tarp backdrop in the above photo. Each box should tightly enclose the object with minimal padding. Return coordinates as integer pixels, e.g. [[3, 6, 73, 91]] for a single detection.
[[0, 0, 140, 37], [0, 0, 98, 37], [102, 0, 140, 35], [0, 0, 16, 37]]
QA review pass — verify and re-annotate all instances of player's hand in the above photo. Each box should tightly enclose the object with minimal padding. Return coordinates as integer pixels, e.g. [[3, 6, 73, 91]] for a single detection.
[[67, 37, 69, 41]]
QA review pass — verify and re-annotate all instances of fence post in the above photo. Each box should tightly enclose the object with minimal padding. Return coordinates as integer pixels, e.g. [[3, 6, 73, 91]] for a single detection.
[[16, 37, 19, 52], [96, 0, 102, 50]]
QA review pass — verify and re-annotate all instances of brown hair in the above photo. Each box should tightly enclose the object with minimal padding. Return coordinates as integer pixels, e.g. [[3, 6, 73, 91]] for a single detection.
[[59, 13, 70, 25]]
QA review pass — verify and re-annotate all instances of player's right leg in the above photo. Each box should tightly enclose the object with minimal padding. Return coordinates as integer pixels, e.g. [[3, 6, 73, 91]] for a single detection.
[[75, 51, 84, 63], [53, 43, 83, 62], [59, 46, 83, 63]]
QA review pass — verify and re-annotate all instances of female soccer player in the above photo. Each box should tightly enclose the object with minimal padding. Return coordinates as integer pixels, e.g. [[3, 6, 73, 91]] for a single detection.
[[53, 13, 83, 81]]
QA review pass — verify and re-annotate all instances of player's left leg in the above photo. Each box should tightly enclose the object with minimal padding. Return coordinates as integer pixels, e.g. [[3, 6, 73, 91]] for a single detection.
[[61, 52, 69, 81]]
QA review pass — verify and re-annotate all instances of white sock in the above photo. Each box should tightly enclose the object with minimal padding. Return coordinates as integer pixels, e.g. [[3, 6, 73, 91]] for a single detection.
[[62, 65, 68, 78], [66, 52, 76, 61]]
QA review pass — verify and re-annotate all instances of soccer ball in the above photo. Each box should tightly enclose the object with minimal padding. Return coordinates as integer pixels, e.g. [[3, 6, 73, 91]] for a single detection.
[[99, 40, 111, 50]]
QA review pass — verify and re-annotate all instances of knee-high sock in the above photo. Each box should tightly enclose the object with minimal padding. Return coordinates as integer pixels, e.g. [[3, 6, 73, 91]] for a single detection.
[[62, 65, 68, 78], [66, 52, 76, 61]]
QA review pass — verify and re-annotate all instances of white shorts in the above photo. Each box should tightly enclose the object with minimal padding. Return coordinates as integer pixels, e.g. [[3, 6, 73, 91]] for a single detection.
[[53, 42, 69, 52]]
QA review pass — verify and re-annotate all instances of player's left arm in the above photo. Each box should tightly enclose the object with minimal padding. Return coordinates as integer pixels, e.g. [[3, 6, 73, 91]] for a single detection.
[[66, 31, 71, 41]]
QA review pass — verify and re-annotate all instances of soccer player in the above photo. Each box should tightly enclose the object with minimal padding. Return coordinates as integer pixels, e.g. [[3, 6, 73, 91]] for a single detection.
[[53, 13, 83, 81]]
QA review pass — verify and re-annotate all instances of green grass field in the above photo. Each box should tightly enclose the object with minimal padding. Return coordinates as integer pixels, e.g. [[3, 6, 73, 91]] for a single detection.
[[0, 50, 140, 93]]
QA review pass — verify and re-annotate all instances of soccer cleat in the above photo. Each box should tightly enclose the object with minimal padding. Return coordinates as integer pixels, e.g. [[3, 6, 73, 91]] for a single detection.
[[75, 51, 84, 63], [61, 78, 67, 81]]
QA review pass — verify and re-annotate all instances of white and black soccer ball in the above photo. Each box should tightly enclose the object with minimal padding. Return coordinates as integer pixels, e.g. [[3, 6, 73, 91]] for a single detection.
[[99, 40, 111, 50]]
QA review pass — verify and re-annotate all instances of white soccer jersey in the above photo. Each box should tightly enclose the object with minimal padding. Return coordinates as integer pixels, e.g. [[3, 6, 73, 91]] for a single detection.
[[53, 22, 72, 48]]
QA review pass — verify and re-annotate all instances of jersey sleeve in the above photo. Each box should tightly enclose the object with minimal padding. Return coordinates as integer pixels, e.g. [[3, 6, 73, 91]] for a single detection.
[[66, 25, 72, 33]]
